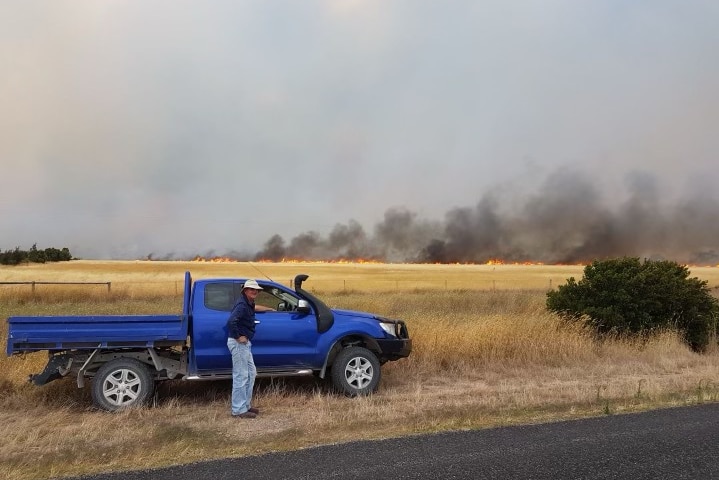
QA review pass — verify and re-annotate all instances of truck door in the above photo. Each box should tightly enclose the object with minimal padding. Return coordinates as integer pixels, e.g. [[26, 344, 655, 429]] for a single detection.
[[251, 311, 319, 368], [191, 281, 241, 373], [251, 287, 320, 368]]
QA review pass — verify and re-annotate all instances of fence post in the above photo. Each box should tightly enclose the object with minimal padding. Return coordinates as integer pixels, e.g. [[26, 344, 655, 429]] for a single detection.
[[32, 281, 35, 294], [107, 282, 111, 294]]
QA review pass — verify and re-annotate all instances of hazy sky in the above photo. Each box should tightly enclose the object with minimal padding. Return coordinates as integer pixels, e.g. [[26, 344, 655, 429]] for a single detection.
[[2, 1, 718, 260]]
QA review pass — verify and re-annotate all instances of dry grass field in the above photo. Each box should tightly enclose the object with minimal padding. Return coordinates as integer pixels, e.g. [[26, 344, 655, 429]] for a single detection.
[[2, 260, 719, 480]]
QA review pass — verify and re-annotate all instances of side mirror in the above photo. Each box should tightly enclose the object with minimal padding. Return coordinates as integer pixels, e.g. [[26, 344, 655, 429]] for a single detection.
[[297, 299, 311, 314]]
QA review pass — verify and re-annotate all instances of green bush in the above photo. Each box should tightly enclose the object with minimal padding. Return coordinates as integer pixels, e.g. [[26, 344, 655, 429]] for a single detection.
[[546, 257, 719, 351]]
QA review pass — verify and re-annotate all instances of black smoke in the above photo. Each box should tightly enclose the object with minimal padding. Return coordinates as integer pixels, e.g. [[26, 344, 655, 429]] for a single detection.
[[254, 212, 441, 262], [252, 169, 719, 265]]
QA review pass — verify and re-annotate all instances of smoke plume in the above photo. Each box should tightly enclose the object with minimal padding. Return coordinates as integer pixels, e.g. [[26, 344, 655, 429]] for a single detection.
[[252, 169, 719, 265]]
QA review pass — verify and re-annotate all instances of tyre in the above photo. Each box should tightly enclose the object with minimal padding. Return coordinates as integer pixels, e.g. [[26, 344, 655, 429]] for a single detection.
[[92, 358, 155, 412], [331, 346, 381, 396]]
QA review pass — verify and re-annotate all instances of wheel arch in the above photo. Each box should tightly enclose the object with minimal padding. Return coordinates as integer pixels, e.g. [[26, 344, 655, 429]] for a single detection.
[[319, 334, 381, 379], [77, 348, 165, 387]]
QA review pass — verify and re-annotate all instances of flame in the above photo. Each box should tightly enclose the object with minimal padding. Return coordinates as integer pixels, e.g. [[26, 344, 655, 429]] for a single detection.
[[188, 255, 558, 266], [258, 257, 385, 265], [192, 256, 239, 263], [170, 255, 719, 267], [485, 259, 545, 266], [190, 256, 386, 264]]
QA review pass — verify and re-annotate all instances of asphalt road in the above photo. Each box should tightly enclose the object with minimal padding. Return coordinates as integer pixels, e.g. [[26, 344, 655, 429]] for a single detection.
[[68, 403, 719, 480]]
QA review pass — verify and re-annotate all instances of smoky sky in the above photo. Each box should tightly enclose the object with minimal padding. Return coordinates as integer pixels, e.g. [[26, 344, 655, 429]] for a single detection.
[[1, 1, 718, 262]]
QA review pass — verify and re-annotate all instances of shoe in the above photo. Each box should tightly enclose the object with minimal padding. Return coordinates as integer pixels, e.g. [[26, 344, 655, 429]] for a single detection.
[[248, 407, 260, 414], [233, 411, 257, 419]]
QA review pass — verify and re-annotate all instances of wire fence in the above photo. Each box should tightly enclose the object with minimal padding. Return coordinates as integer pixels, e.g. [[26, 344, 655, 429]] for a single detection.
[[0, 281, 112, 293], [0, 278, 560, 296]]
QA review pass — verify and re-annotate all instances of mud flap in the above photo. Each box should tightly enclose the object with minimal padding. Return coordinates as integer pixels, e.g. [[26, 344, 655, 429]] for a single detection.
[[29, 353, 72, 386]]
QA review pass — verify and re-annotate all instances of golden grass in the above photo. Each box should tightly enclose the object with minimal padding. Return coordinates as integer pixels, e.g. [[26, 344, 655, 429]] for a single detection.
[[0, 259, 589, 294], [3, 259, 717, 294], [2, 261, 719, 479]]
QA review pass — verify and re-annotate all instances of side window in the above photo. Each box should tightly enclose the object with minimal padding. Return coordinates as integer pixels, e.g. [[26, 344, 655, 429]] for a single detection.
[[255, 290, 278, 311], [204, 282, 301, 312], [255, 287, 301, 312], [204, 283, 238, 311]]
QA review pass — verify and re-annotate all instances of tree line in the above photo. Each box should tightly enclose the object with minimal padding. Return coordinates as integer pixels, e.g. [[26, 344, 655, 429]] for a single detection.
[[0, 244, 73, 265]]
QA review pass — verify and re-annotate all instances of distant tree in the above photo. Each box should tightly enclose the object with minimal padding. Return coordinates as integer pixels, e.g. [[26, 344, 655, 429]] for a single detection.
[[59, 247, 72, 261], [43, 248, 58, 262], [0, 247, 26, 265], [28, 243, 47, 263], [547, 257, 719, 351], [0, 245, 73, 265]]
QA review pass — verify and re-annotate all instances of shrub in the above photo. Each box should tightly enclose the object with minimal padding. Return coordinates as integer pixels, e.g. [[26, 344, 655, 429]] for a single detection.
[[546, 257, 719, 351]]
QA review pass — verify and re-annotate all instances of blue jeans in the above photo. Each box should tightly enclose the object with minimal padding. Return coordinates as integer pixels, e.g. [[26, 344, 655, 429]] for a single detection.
[[227, 338, 256, 415]]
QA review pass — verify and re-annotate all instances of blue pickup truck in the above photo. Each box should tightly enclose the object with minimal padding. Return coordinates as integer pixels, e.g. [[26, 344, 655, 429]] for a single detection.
[[6, 273, 411, 411]]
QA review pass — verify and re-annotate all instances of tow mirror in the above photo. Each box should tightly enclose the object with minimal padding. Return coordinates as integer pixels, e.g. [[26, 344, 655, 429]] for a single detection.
[[297, 299, 311, 314]]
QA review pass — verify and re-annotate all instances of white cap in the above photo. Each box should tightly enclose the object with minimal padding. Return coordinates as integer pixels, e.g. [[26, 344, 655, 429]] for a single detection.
[[243, 279, 263, 290]]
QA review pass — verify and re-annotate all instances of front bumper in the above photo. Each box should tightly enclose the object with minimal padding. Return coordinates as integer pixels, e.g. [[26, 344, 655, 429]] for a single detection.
[[376, 338, 412, 360]]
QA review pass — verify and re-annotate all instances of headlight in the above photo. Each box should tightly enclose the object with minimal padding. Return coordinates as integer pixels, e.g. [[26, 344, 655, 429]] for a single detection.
[[379, 322, 397, 337]]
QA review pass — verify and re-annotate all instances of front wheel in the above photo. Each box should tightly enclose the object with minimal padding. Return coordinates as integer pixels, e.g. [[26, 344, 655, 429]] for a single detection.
[[92, 358, 155, 412], [331, 346, 381, 396]]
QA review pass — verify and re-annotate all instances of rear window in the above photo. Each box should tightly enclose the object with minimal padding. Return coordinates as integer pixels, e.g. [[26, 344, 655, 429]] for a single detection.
[[204, 283, 240, 311]]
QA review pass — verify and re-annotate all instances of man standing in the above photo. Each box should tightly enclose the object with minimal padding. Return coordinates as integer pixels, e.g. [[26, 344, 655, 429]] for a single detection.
[[226, 279, 264, 418]]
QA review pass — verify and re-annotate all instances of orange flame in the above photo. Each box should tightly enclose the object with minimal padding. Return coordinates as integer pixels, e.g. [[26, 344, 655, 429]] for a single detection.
[[186, 255, 586, 266], [485, 259, 546, 266], [192, 256, 239, 263], [258, 257, 384, 265]]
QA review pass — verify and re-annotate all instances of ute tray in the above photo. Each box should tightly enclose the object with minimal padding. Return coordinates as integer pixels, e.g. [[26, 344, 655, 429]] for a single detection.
[[6, 314, 188, 355]]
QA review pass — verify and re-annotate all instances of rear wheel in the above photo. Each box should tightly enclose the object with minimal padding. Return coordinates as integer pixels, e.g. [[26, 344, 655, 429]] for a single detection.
[[331, 346, 381, 396], [92, 358, 155, 412]]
